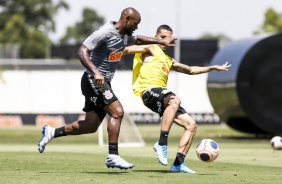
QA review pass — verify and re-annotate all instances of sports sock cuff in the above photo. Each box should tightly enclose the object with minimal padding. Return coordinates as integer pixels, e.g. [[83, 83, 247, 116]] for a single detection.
[[173, 152, 186, 165], [177, 152, 186, 157], [54, 126, 66, 138], [161, 130, 169, 135], [159, 130, 169, 145], [109, 143, 119, 155]]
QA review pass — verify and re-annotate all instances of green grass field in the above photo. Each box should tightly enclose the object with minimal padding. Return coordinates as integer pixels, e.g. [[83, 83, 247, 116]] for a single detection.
[[0, 124, 281, 184]]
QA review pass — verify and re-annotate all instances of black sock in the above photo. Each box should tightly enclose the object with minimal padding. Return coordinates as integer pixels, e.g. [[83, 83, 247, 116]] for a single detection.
[[159, 130, 169, 146], [109, 142, 119, 155], [173, 152, 186, 166], [54, 127, 67, 138]]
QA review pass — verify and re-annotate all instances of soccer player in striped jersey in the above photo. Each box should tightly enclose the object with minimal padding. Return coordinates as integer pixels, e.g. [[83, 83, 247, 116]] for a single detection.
[[38, 8, 176, 170]]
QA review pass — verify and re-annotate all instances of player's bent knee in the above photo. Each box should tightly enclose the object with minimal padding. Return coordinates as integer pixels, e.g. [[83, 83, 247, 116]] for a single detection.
[[111, 107, 124, 119], [183, 121, 197, 133], [89, 124, 100, 133], [173, 96, 181, 104], [190, 123, 197, 133], [170, 96, 181, 108]]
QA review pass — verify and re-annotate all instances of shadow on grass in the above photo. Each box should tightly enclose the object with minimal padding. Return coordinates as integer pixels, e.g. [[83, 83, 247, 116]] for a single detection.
[[80, 170, 170, 174], [133, 170, 170, 173], [39, 171, 133, 175], [40, 171, 218, 175], [82, 171, 132, 175], [134, 170, 219, 175]]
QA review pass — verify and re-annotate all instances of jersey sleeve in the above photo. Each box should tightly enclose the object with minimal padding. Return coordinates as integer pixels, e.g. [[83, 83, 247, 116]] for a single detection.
[[127, 35, 137, 45], [132, 53, 142, 85], [82, 29, 107, 51]]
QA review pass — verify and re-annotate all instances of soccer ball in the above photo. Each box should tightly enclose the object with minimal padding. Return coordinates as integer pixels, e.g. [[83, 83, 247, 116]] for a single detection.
[[270, 136, 282, 150], [196, 139, 219, 162]]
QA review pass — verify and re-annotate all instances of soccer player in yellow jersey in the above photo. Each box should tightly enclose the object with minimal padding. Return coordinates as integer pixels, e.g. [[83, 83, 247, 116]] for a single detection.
[[123, 25, 231, 173]]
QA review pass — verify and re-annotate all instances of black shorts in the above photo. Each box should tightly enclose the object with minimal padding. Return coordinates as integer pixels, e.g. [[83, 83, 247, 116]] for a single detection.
[[81, 72, 118, 120], [141, 88, 187, 117]]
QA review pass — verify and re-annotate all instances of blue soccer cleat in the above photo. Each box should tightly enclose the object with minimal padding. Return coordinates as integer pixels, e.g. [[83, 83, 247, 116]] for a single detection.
[[170, 163, 196, 173], [153, 142, 168, 166], [38, 125, 55, 153]]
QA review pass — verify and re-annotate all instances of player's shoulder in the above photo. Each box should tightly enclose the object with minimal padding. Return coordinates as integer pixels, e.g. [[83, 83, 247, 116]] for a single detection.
[[94, 22, 115, 34], [90, 22, 117, 39], [143, 44, 156, 53]]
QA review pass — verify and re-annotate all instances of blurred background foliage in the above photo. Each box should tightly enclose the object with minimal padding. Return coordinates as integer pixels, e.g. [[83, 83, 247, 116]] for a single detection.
[[0, 1, 281, 59], [59, 8, 104, 45], [0, 0, 104, 58], [254, 8, 282, 34]]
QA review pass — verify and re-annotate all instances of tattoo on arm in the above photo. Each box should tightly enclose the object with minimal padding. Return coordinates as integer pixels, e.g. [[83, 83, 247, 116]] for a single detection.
[[172, 63, 191, 74]]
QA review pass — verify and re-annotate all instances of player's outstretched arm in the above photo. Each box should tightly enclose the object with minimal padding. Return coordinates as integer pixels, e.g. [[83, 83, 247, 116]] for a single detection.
[[171, 60, 231, 75], [135, 35, 176, 47], [210, 62, 231, 71], [123, 45, 154, 55]]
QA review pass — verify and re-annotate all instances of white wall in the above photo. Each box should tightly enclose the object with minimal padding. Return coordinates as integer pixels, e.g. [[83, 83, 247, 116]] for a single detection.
[[0, 70, 84, 113], [0, 70, 214, 114]]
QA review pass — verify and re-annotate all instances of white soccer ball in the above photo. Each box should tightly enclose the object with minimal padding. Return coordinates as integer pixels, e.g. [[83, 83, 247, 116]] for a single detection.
[[270, 136, 282, 150], [196, 139, 219, 162]]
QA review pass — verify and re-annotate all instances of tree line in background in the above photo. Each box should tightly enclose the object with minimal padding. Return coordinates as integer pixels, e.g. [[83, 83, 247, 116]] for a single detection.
[[0, 1, 281, 59], [0, 0, 104, 59], [0, 0, 68, 58]]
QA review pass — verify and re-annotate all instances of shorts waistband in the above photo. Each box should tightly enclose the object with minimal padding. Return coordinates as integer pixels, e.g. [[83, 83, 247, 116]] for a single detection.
[[142, 88, 151, 95]]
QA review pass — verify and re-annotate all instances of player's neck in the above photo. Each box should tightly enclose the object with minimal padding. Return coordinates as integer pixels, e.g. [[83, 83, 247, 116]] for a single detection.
[[114, 21, 126, 35]]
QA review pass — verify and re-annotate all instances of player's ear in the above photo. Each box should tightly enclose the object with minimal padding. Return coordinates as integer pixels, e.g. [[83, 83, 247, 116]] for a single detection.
[[125, 16, 130, 22]]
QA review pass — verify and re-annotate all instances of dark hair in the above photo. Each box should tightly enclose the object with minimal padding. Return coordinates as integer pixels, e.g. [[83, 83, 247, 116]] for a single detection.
[[156, 24, 173, 34]]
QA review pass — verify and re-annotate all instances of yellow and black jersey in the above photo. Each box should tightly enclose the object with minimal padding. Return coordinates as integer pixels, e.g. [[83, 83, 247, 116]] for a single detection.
[[132, 44, 173, 97]]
